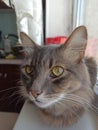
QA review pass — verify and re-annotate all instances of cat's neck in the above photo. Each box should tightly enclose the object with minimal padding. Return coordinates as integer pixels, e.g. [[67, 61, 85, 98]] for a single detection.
[[39, 105, 85, 127]]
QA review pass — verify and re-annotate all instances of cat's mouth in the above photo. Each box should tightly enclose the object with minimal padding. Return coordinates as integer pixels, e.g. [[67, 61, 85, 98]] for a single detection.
[[34, 99, 42, 104], [29, 92, 65, 108], [29, 94, 54, 108], [28, 92, 46, 107], [34, 100, 57, 108], [34, 100, 45, 107]]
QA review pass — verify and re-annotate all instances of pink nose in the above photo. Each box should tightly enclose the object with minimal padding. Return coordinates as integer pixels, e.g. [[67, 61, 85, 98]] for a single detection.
[[31, 90, 42, 98]]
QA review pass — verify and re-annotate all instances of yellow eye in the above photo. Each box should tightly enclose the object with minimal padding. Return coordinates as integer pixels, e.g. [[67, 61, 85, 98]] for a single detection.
[[25, 65, 33, 74], [51, 66, 64, 77]]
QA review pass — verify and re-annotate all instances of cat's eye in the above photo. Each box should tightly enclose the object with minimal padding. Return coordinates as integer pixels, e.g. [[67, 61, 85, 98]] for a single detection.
[[25, 65, 34, 74], [51, 66, 64, 77]]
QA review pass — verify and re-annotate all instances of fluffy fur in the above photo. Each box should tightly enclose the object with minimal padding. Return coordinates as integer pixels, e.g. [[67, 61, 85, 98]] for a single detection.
[[19, 26, 97, 127]]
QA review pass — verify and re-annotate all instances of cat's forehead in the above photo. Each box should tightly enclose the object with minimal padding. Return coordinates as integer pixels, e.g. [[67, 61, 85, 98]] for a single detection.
[[23, 44, 62, 65], [40, 44, 59, 53], [33, 44, 59, 58]]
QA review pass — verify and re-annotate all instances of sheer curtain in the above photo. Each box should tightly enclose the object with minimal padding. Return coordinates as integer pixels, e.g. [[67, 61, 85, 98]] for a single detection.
[[3, 0, 43, 45], [85, 0, 98, 63]]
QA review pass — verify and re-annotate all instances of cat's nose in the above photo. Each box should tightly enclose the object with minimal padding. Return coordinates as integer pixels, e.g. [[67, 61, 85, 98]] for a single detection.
[[31, 90, 42, 98]]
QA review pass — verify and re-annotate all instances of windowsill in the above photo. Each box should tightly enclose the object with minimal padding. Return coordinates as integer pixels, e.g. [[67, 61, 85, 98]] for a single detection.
[[0, 9, 15, 13], [13, 101, 98, 130], [0, 59, 22, 65]]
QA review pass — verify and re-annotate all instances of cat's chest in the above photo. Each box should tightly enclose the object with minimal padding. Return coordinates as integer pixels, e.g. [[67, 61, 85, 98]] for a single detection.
[[66, 111, 97, 130], [13, 101, 98, 130]]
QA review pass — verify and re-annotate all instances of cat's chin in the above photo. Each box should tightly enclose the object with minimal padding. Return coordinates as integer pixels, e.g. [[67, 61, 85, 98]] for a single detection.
[[34, 100, 51, 108], [32, 98, 59, 108], [29, 96, 53, 108], [28, 93, 52, 108]]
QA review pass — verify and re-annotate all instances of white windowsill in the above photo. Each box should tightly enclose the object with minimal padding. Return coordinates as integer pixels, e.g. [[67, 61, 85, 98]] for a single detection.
[[0, 59, 22, 65]]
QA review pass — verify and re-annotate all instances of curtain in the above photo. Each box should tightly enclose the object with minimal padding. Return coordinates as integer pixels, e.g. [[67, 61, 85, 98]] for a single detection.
[[3, 0, 43, 45]]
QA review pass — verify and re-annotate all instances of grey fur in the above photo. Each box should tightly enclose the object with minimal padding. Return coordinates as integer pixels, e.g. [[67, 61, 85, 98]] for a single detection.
[[19, 26, 97, 127]]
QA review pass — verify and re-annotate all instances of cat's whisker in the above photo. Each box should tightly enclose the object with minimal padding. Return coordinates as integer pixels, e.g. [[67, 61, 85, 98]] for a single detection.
[[0, 89, 21, 105], [64, 95, 88, 106], [45, 94, 98, 114], [9, 90, 21, 98], [66, 94, 98, 111], [62, 95, 98, 114], [61, 98, 84, 108], [15, 95, 24, 107], [44, 95, 87, 117], [0, 86, 17, 93], [60, 98, 92, 115], [45, 95, 87, 109], [64, 97, 90, 109], [0, 91, 21, 107], [8, 95, 22, 106], [51, 95, 86, 105], [56, 100, 82, 120]]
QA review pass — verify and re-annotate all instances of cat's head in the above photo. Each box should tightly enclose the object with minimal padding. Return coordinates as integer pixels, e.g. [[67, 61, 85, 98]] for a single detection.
[[20, 26, 93, 109]]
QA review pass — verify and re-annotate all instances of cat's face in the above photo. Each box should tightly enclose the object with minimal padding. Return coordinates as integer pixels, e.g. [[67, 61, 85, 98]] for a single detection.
[[20, 26, 93, 109], [21, 45, 67, 108]]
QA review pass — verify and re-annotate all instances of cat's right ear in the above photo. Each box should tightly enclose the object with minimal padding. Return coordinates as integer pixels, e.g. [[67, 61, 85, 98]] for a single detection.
[[13, 32, 37, 58], [20, 32, 39, 57], [20, 32, 37, 46]]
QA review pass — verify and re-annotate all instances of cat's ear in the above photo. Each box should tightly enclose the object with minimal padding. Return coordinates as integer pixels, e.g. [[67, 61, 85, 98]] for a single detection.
[[20, 32, 37, 46], [13, 32, 37, 58], [60, 26, 87, 63]]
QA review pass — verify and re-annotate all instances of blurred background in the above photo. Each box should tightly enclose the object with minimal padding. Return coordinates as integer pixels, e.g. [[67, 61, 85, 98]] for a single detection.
[[0, 0, 98, 129]]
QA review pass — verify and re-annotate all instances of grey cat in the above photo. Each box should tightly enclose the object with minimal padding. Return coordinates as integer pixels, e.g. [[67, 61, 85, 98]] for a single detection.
[[19, 26, 97, 127]]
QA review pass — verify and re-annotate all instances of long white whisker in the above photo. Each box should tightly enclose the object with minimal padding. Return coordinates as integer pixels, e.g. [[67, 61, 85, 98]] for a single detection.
[[56, 99, 84, 120], [62, 94, 98, 114], [0, 87, 17, 93], [52, 93, 98, 114], [66, 94, 98, 110]]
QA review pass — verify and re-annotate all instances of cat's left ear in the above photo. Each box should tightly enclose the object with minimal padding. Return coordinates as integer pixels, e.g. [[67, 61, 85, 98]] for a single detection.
[[59, 26, 87, 63]]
